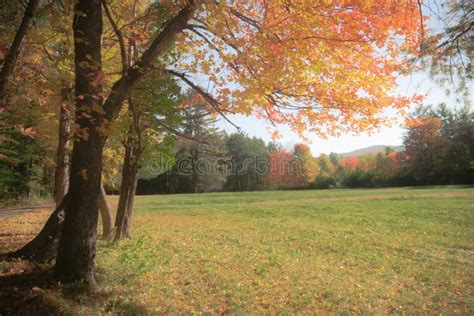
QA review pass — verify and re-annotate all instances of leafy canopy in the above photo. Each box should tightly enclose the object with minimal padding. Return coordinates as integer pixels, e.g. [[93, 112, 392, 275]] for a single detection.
[[167, 0, 423, 137]]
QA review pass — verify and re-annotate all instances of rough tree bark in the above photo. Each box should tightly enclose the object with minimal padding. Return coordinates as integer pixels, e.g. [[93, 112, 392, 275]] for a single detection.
[[54, 0, 105, 285], [0, 0, 40, 110], [55, 87, 112, 238], [54, 86, 72, 206], [54, 84, 112, 236]]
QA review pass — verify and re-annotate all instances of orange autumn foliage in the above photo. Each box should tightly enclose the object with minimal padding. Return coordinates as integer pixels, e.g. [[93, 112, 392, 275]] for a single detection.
[[168, 0, 424, 137], [340, 156, 361, 171], [3, 0, 424, 164]]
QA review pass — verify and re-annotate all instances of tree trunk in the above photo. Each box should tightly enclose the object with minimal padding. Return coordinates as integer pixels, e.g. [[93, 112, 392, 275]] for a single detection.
[[114, 0, 139, 240], [54, 86, 72, 207], [115, 143, 132, 229], [26, 158, 32, 198], [125, 171, 138, 235], [5, 195, 69, 261], [0, 0, 40, 110], [4, 184, 111, 262], [54, 0, 104, 285], [120, 164, 138, 239], [191, 150, 199, 193], [99, 184, 113, 237], [115, 142, 139, 240]]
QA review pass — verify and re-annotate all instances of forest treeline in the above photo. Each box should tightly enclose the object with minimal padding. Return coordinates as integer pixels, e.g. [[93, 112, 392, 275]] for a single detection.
[[2, 102, 472, 202], [138, 104, 474, 194]]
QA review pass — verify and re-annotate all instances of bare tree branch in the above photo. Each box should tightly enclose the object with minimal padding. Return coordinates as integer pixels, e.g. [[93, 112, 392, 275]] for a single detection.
[[102, 0, 128, 75], [165, 69, 240, 130], [155, 120, 210, 145]]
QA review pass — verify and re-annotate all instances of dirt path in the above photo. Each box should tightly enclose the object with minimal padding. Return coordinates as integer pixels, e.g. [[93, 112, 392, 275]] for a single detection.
[[0, 203, 54, 218]]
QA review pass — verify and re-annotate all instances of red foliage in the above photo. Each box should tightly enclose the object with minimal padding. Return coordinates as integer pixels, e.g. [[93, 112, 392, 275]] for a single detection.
[[268, 149, 293, 186], [339, 156, 360, 171]]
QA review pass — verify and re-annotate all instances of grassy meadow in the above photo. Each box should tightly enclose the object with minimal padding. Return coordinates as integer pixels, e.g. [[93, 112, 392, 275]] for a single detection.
[[1, 186, 473, 314]]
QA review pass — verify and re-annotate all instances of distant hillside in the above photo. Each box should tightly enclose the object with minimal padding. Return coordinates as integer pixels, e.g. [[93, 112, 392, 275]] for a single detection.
[[338, 145, 404, 158]]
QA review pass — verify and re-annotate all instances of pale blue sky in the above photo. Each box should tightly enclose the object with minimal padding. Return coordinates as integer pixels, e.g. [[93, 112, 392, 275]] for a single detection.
[[216, 72, 466, 156]]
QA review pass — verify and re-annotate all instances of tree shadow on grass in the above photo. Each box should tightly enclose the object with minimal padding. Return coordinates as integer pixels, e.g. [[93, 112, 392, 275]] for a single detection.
[[0, 267, 62, 315], [0, 264, 150, 315]]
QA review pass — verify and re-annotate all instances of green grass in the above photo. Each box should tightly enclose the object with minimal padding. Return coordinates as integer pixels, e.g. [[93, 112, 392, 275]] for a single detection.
[[2, 186, 473, 314], [93, 186, 474, 314]]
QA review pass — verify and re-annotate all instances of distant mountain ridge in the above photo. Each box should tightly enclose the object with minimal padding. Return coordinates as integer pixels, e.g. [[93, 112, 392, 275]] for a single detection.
[[338, 145, 404, 158]]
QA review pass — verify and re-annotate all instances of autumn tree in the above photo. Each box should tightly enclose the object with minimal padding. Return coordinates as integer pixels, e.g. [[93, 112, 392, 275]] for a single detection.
[[339, 156, 360, 172], [404, 104, 474, 184], [267, 148, 293, 189], [404, 113, 445, 184], [291, 144, 318, 187], [115, 74, 184, 239], [311, 154, 338, 188], [436, 104, 474, 183], [374, 149, 398, 185]]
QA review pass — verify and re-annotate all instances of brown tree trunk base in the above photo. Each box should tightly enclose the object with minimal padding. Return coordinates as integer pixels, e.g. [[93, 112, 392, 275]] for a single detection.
[[4, 195, 70, 262], [123, 174, 138, 237], [1, 189, 112, 263], [115, 142, 139, 241]]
